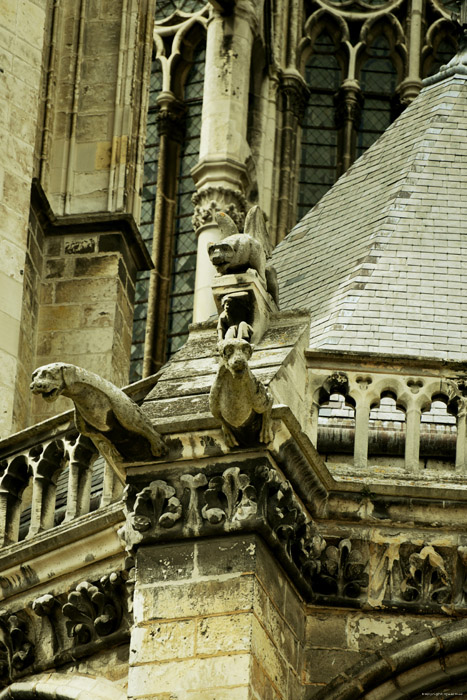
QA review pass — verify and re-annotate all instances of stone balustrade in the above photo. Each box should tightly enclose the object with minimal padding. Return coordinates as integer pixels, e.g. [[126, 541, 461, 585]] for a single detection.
[[0, 412, 120, 548], [309, 357, 464, 473]]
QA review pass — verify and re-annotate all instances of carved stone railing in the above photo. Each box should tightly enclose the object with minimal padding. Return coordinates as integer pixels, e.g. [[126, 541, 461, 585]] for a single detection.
[[308, 353, 466, 473], [0, 374, 159, 550], [0, 412, 112, 547]]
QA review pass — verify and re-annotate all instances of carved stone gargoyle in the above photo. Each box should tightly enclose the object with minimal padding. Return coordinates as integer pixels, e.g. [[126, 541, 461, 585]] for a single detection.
[[209, 338, 273, 448], [208, 206, 279, 305], [30, 363, 166, 480]]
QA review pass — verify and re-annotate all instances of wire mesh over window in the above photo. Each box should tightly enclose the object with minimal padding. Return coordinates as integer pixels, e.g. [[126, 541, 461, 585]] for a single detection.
[[156, 0, 205, 17], [130, 57, 162, 383], [427, 36, 456, 77], [166, 42, 205, 356], [298, 32, 341, 219], [356, 36, 397, 158]]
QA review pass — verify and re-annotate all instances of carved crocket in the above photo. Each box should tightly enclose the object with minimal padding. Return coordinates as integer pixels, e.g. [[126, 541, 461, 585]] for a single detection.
[[30, 363, 166, 478], [209, 339, 273, 448]]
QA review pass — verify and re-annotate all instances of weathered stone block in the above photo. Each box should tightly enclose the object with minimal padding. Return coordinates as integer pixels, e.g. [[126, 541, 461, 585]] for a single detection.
[[251, 616, 289, 697], [130, 620, 196, 664], [196, 613, 252, 656], [306, 613, 348, 649], [128, 654, 251, 696], [133, 575, 255, 623], [304, 648, 362, 684], [55, 278, 118, 303], [136, 542, 195, 584], [74, 254, 119, 278]]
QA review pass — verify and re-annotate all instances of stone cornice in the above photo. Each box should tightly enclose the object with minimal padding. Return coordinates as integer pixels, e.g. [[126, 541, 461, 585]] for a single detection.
[[30, 179, 153, 272]]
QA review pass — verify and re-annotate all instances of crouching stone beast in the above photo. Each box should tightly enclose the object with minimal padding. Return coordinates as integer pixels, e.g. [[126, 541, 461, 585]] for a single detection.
[[209, 339, 273, 448], [30, 363, 166, 478]]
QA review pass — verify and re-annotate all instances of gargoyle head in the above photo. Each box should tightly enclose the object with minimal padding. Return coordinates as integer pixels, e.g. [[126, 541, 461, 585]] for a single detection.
[[218, 338, 253, 378], [30, 363, 67, 402], [208, 241, 236, 267]]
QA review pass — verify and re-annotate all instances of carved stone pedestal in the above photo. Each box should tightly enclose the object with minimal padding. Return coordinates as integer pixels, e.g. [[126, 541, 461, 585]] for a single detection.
[[211, 269, 278, 344]]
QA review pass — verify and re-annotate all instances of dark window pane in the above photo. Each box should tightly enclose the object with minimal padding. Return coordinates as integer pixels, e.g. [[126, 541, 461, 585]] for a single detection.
[[166, 42, 206, 356], [357, 36, 397, 159], [298, 33, 340, 217]]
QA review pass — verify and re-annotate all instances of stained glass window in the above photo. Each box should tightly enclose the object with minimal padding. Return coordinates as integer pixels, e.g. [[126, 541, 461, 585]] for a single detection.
[[427, 36, 456, 76], [298, 32, 341, 219], [156, 0, 206, 19], [166, 42, 205, 356], [356, 35, 397, 158], [130, 58, 162, 383]]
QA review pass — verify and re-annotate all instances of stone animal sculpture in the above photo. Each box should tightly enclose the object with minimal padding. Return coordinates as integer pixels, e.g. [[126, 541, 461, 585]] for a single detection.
[[30, 363, 166, 478], [208, 213, 267, 284], [209, 338, 273, 448], [207, 207, 279, 306], [217, 293, 254, 342]]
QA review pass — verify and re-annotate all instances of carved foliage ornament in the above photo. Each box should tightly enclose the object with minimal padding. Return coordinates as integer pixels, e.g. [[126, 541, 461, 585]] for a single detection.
[[122, 464, 357, 597], [192, 187, 247, 231], [0, 611, 34, 687], [62, 572, 126, 645]]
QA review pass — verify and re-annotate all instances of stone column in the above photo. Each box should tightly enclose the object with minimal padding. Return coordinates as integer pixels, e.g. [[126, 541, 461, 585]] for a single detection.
[[335, 79, 363, 177], [191, 1, 257, 322], [143, 93, 186, 376], [398, 0, 423, 105], [274, 70, 310, 242]]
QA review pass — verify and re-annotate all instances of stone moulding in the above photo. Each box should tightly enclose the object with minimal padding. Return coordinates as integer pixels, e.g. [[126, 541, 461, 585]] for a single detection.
[[121, 457, 374, 604]]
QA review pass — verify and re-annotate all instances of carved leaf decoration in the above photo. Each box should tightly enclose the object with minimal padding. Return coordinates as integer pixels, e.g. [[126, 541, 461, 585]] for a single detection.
[[159, 496, 182, 528], [6, 615, 34, 671], [402, 546, 451, 604], [63, 585, 96, 644]]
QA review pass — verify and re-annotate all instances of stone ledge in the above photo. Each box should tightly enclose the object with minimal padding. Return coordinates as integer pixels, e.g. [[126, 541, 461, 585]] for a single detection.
[[31, 178, 153, 272]]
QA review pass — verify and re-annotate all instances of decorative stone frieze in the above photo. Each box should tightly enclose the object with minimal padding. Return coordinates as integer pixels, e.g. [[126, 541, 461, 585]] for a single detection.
[[400, 545, 451, 605], [192, 186, 247, 231], [313, 539, 369, 600]]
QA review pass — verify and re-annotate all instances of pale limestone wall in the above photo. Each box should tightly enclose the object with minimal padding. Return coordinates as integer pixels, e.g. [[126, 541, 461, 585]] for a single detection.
[[30, 228, 136, 424], [0, 0, 48, 437], [304, 609, 438, 695], [43, 0, 153, 217], [129, 535, 305, 700]]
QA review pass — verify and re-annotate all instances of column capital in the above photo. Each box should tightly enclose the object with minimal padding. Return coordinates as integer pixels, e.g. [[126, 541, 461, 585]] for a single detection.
[[278, 69, 311, 125], [156, 92, 186, 143]]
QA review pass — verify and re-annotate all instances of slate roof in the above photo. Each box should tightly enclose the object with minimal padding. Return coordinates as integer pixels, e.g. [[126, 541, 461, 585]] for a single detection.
[[272, 72, 467, 360]]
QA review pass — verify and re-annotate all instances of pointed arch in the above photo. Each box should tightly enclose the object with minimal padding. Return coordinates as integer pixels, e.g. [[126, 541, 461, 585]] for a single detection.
[[130, 10, 207, 381], [422, 18, 457, 77], [312, 619, 467, 700]]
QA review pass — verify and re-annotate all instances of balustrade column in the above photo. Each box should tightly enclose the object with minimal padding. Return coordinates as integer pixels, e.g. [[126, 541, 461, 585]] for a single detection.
[[455, 399, 467, 472], [354, 399, 370, 468], [405, 402, 421, 471]]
